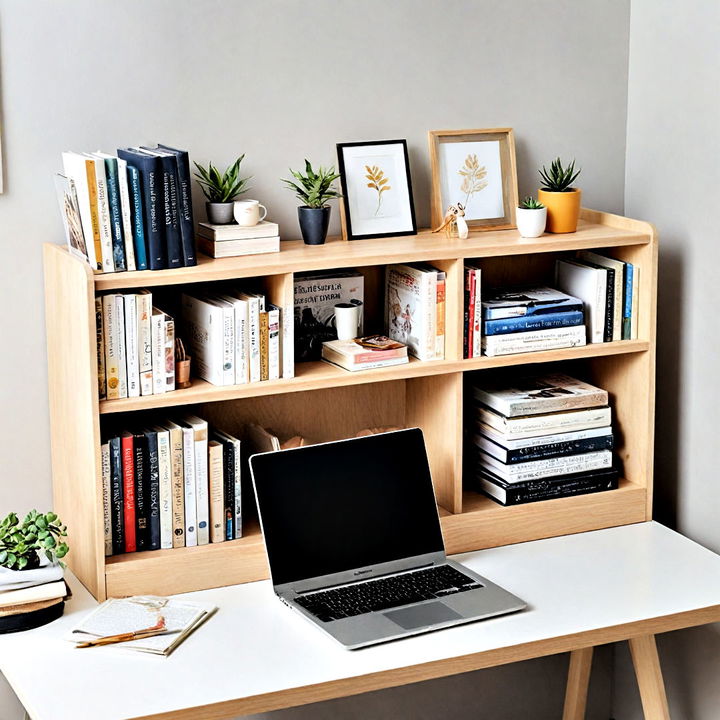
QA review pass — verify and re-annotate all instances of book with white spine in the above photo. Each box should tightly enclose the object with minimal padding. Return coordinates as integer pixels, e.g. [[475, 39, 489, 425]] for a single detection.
[[267, 304, 281, 380], [577, 251, 624, 342], [555, 259, 607, 343], [123, 294, 140, 398], [181, 293, 226, 386], [152, 425, 173, 549], [477, 449, 613, 483], [164, 421, 185, 548], [181, 415, 209, 546], [84, 154, 115, 272], [203, 295, 235, 385], [234, 292, 262, 383], [476, 405, 612, 440], [179, 423, 197, 547], [61, 152, 100, 271], [280, 299, 294, 379], [101, 441, 111, 556], [482, 325, 586, 356], [114, 295, 128, 398], [163, 313, 175, 392], [136, 290, 153, 396], [218, 294, 249, 384], [150, 307, 166, 394]]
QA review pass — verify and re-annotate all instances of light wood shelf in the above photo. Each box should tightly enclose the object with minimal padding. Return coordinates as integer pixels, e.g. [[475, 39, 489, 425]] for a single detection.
[[44, 208, 658, 600]]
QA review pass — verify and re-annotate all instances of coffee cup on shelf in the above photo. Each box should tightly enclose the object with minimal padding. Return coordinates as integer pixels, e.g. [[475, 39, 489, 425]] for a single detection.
[[233, 199, 268, 227], [333, 302, 362, 341]]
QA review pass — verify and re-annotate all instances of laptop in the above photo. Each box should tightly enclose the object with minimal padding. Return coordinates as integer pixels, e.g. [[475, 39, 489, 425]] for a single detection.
[[249, 428, 526, 649]]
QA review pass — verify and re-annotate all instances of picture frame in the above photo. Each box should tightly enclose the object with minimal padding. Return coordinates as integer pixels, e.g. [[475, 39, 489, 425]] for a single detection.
[[428, 128, 518, 232], [336, 139, 417, 241]]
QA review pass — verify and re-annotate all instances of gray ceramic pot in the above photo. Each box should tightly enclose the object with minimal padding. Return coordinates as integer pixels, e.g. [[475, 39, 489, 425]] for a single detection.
[[206, 202, 234, 225]]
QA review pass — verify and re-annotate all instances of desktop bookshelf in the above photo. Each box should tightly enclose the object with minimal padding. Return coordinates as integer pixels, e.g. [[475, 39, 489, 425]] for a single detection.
[[43, 208, 657, 601]]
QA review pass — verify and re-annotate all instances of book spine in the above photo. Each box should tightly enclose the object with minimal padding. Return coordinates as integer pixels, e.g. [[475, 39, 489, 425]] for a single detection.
[[114, 295, 128, 398], [137, 292, 153, 396], [603, 267, 615, 342], [124, 295, 140, 398], [463, 267, 471, 359], [194, 425, 209, 546], [248, 298, 261, 382], [157, 154, 183, 268], [79, 158, 103, 271], [422, 271, 437, 361], [474, 386, 608, 418], [268, 306, 280, 380], [156, 430, 173, 549], [181, 296, 225, 386], [594, 269, 608, 343], [622, 262, 633, 340], [151, 310, 166, 394], [435, 272, 445, 359], [479, 406, 612, 438], [233, 438, 242, 538], [159, 147, 196, 266], [476, 432, 614, 463], [324, 356, 408, 371], [236, 300, 249, 384], [208, 441, 225, 543], [109, 436, 124, 554], [182, 427, 197, 547], [95, 297, 106, 400], [169, 427, 185, 548], [145, 431, 160, 550], [134, 434, 148, 551], [630, 266, 640, 339], [101, 442, 112, 556], [102, 158, 126, 271], [483, 310, 585, 336], [115, 157, 136, 271], [221, 305, 235, 385], [477, 450, 612, 483], [126, 165, 148, 270], [259, 311, 269, 381], [221, 439, 235, 540], [120, 434, 137, 552], [88, 158, 115, 272], [481, 325, 586, 357], [102, 295, 120, 399], [164, 315, 176, 392], [472, 268, 482, 358]]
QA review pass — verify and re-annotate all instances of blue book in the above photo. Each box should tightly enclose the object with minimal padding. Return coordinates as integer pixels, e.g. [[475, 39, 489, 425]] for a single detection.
[[117, 148, 167, 270], [126, 165, 148, 270], [108, 436, 124, 555], [143, 428, 161, 550], [622, 262, 634, 340], [159, 144, 197, 266], [484, 310, 584, 336], [100, 157, 126, 271]]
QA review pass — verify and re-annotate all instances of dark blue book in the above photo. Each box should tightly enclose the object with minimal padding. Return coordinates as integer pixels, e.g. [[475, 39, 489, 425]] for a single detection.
[[117, 148, 166, 270], [109, 436, 124, 555], [143, 428, 161, 550], [133, 432, 150, 551], [483, 310, 584, 336], [99, 156, 126, 271], [622, 262, 634, 340], [126, 165, 148, 270], [158, 144, 197, 266]]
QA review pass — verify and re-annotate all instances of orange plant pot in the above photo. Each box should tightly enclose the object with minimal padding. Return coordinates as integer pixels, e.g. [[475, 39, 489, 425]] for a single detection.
[[538, 188, 582, 233]]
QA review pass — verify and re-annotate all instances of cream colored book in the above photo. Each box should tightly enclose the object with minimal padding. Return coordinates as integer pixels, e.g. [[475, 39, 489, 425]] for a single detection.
[[208, 441, 225, 543], [102, 294, 121, 399], [164, 422, 185, 548], [0, 580, 67, 608], [153, 426, 173, 549]]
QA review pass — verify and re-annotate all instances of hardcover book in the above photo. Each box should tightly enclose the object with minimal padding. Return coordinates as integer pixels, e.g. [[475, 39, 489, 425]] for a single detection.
[[481, 286, 584, 320], [211, 429, 242, 540], [158, 144, 197, 266], [476, 405, 612, 440], [109, 436, 124, 555], [577, 251, 625, 342], [481, 325, 586, 357], [208, 440, 225, 544], [120, 431, 137, 553], [476, 449, 613, 483], [197, 220, 279, 240], [133, 431, 149, 551], [483, 310, 584, 336], [555, 260, 607, 343], [126, 164, 148, 270], [164, 421, 186, 548], [197, 235, 279, 258]]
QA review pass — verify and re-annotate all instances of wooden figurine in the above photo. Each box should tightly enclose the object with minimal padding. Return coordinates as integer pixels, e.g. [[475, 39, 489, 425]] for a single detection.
[[432, 203, 469, 239]]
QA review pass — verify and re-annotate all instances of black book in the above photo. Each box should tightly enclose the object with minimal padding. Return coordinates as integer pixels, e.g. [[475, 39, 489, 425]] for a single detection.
[[211, 430, 235, 541], [144, 428, 161, 550], [158, 144, 197, 266], [108, 436, 124, 555], [133, 432, 150, 551], [474, 467, 620, 506]]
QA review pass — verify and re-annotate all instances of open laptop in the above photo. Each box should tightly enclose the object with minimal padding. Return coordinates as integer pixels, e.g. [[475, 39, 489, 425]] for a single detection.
[[249, 428, 526, 649]]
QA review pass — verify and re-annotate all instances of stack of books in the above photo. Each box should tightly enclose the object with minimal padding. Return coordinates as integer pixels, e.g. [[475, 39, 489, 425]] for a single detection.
[[321, 335, 409, 371], [58, 144, 196, 272], [0, 576, 69, 633], [386, 263, 445, 361], [470, 373, 618, 505], [197, 221, 280, 258], [480, 286, 586, 356], [556, 251, 639, 343], [97, 290, 175, 400]]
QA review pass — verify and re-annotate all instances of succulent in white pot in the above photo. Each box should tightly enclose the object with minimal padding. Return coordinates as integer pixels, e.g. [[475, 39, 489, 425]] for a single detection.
[[516, 196, 547, 238]]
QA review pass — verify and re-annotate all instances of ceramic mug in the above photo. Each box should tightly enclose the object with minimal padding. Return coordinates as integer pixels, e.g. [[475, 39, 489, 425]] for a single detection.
[[333, 303, 362, 341], [233, 199, 268, 227]]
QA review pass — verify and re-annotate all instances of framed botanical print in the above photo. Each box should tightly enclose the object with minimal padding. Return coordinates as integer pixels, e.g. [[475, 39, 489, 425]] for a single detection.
[[428, 128, 518, 231], [336, 140, 417, 240]]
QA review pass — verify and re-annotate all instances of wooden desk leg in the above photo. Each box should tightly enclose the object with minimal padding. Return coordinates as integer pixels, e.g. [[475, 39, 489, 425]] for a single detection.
[[562, 646, 594, 720], [629, 634, 671, 719]]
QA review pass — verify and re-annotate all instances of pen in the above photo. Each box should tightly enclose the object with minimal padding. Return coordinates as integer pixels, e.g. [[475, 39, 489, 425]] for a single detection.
[[75, 616, 167, 649]]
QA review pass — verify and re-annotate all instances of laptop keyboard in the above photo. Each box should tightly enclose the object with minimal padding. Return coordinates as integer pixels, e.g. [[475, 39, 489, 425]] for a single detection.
[[294, 565, 483, 622]]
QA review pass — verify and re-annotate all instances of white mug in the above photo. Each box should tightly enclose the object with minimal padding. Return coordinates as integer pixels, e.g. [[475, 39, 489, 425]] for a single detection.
[[233, 199, 268, 227], [333, 303, 362, 341]]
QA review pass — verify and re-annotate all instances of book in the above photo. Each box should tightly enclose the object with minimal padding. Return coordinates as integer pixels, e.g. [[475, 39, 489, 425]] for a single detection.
[[180, 422, 197, 547], [87, 154, 124, 272], [94, 297, 106, 400], [267, 304, 281, 380], [469, 263, 482, 358], [143, 428, 161, 551], [164, 421, 186, 548], [415, 262, 446, 359], [181, 416, 209, 546], [473, 373, 608, 417], [114, 156, 136, 271], [208, 440, 225, 543], [108, 436, 124, 555], [211, 429, 242, 540], [280, 295, 294, 379], [481, 286, 583, 320], [158, 144, 197, 266], [114, 295, 128, 398], [572, 258, 614, 342], [153, 426, 173, 550], [101, 442, 111, 556], [204, 295, 235, 385], [555, 260, 606, 343], [120, 431, 137, 553], [133, 431, 149, 551], [126, 164, 148, 270], [218, 294, 249, 384], [181, 293, 227, 386], [483, 310, 584, 336], [235, 292, 262, 382], [197, 235, 280, 258], [481, 325, 586, 356], [630, 265, 640, 339], [577, 251, 625, 342], [321, 338, 408, 371], [136, 290, 153, 396], [476, 449, 613, 483], [54, 174, 91, 267], [473, 426, 614, 464], [102, 295, 121, 399], [259, 310, 269, 381], [123, 294, 140, 398], [622, 261, 633, 340], [0, 580, 69, 609], [476, 405, 612, 440], [163, 311, 176, 392], [151, 306, 166, 394], [197, 220, 279, 240]]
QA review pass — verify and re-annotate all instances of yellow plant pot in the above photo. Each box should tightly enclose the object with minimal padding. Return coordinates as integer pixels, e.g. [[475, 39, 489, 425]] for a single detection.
[[538, 188, 582, 233]]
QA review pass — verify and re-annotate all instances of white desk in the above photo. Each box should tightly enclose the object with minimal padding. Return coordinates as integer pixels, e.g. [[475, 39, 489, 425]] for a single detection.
[[2, 522, 719, 720]]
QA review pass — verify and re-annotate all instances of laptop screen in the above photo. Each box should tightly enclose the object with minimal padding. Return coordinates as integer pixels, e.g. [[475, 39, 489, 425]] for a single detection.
[[250, 428, 445, 586]]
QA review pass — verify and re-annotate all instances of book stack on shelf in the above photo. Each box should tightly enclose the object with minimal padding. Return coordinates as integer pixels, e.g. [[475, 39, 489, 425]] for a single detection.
[[102, 416, 241, 556], [97, 291, 175, 400], [464, 262, 482, 358], [470, 373, 618, 506], [58, 144, 196, 273], [386, 263, 445, 361], [321, 335, 409, 372], [480, 286, 586, 357], [197, 221, 280, 258], [556, 251, 639, 343]]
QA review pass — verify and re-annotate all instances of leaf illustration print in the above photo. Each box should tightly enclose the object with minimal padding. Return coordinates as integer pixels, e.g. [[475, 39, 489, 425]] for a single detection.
[[365, 165, 391, 216], [458, 154, 488, 207]]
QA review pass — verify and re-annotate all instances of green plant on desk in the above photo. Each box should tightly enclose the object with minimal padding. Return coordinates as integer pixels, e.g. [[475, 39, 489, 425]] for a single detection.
[[0, 510, 69, 570]]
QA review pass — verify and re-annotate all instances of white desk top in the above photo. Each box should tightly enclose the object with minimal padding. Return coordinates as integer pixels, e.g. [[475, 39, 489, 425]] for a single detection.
[[2, 522, 720, 720]]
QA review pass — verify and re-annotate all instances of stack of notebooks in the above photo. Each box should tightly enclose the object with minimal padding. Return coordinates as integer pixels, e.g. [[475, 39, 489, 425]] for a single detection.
[[470, 373, 618, 505], [480, 286, 586, 356], [321, 335, 409, 371], [197, 221, 280, 258], [0, 573, 69, 633], [556, 251, 639, 342]]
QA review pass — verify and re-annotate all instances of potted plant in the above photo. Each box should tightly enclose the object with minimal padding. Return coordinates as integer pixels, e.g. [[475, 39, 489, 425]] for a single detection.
[[193, 155, 251, 225], [538, 158, 582, 233], [282, 160, 341, 245], [0, 510, 69, 571], [516, 196, 547, 238]]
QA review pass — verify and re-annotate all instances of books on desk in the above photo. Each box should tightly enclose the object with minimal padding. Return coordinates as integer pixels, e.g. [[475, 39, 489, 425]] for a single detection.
[[197, 221, 280, 258]]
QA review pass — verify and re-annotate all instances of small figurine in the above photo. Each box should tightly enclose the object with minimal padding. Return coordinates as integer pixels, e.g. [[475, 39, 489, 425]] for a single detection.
[[432, 202, 469, 239]]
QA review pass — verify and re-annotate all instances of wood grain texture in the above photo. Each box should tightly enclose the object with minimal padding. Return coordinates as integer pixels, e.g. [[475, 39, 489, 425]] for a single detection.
[[562, 647, 594, 720], [629, 634, 671, 720]]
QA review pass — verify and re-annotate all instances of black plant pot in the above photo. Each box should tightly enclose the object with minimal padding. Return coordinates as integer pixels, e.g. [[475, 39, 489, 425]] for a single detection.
[[298, 206, 331, 245]]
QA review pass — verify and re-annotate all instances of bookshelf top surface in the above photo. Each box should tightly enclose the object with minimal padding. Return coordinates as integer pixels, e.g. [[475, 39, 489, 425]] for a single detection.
[[88, 218, 651, 291]]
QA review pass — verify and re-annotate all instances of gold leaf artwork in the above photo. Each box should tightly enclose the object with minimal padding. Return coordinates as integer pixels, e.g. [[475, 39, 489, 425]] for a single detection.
[[458, 153, 488, 206], [365, 165, 391, 216]]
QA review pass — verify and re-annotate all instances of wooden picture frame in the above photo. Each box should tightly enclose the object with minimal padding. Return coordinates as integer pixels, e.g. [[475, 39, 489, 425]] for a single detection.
[[336, 140, 417, 241], [428, 128, 518, 231]]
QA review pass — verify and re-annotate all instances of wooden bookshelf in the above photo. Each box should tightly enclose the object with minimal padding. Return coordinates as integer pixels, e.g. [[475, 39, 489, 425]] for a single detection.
[[44, 208, 657, 601]]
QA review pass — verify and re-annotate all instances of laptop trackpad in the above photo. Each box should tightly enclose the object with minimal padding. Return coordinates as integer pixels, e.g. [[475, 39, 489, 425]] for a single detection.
[[383, 602, 461, 629]]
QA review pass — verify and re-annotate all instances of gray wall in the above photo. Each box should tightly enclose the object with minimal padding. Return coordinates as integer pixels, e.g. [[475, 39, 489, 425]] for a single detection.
[[0, 1, 632, 717], [615, 1, 720, 717]]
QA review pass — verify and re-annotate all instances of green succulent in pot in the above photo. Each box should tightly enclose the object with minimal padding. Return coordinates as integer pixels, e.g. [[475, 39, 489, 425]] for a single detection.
[[0, 510, 69, 571], [194, 155, 252, 224]]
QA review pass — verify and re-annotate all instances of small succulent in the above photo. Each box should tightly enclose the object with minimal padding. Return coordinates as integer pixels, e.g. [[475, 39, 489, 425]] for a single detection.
[[281, 160, 342, 209], [0, 510, 69, 571], [539, 158, 581, 192], [520, 196, 545, 210], [193, 156, 252, 203]]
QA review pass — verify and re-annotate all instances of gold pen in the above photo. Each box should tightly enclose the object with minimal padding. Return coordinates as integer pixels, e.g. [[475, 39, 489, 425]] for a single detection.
[[75, 616, 167, 649]]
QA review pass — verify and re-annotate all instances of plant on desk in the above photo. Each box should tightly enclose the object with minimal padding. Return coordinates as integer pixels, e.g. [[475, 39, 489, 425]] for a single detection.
[[194, 155, 252, 225], [0, 510, 69, 571], [538, 157, 582, 234]]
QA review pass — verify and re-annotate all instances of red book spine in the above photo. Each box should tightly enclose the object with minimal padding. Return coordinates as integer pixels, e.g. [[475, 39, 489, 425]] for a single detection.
[[467, 270, 476, 358], [121, 433, 137, 552]]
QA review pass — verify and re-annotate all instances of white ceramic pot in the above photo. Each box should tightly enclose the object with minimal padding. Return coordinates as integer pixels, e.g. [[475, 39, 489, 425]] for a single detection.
[[516, 207, 547, 238]]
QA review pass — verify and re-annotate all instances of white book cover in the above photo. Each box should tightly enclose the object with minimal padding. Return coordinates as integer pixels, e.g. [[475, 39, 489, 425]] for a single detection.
[[267, 304, 281, 380], [473, 373, 608, 417], [136, 290, 153, 396], [101, 442, 111, 556], [182, 415, 209, 546], [198, 220, 279, 239], [481, 325, 586, 357], [218, 294, 249, 385], [61, 152, 99, 271], [477, 449, 613, 483], [114, 295, 128, 398], [84, 154, 114, 272], [556, 259, 606, 343], [197, 235, 280, 258], [235, 292, 261, 383], [477, 406, 612, 440], [164, 314, 175, 392], [477, 424, 613, 452], [123, 294, 140, 398], [180, 425, 197, 547], [153, 426, 173, 549], [150, 307, 166, 394], [631, 266, 640, 339], [203, 296, 235, 385], [577, 251, 624, 342], [102, 295, 120, 400], [213, 429, 242, 539], [164, 421, 186, 548], [181, 294, 226, 386]]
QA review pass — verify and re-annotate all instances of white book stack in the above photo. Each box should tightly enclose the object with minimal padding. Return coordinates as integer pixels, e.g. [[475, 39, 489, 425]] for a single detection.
[[197, 221, 280, 258]]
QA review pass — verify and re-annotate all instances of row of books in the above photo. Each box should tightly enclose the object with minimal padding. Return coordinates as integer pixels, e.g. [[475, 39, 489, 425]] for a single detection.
[[97, 291, 175, 400], [198, 221, 280, 258], [59, 144, 196, 273], [470, 372, 619, 505], [182, 290, 293, 386], [102, 416, 241, 555]]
